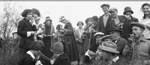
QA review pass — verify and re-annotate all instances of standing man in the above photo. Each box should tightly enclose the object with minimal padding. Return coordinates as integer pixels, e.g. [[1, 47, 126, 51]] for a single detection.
[[122, 6, 139, 40], [97, 4, 114, 34], [109, 8, 127, 31], [129, 22, 150, 65]]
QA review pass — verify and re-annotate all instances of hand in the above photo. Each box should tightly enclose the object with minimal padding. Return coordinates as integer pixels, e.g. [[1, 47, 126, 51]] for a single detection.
[[35, 60, 43, 65], [38, 35, 44, 38], [31, 31, 36, 34], [88, 51, 96, 56]]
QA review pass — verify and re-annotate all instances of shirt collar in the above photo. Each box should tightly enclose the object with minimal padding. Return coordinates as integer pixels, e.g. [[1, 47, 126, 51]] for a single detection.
[[104, 13, 110, 16], [115, 36, 120, 43], [135, 36, 146, 43]]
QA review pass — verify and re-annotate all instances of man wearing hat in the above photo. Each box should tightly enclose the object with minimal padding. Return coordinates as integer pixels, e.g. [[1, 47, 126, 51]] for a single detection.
[[107, 26, 128, 65], [122, 6, 139, 40], [129, 22, 150, 65], [18, 40, 51, 65], [94, 41, 120, 65], [109, 8, 127, 31], [50, 42, 71, 65], [97, 4, 114, 34], [83, 32, 104, 64]]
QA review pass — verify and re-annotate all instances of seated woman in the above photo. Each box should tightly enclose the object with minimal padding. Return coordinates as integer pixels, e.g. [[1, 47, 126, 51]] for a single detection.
[[50, 42, 71, 65]]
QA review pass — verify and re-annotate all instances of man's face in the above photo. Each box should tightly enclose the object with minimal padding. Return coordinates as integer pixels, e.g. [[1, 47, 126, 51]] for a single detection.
[[109, 31, 119, 41], [110, 11, 117, 18], [102, 6, 109, 14], [96, 35, 102, 44], [132, 26, 143, 38]]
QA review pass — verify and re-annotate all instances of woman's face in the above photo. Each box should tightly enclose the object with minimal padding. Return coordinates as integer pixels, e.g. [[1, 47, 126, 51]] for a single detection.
[[26, 12, 33, 20], [142, 5, 150, 15], [78, 23, 83, 28], [87, 20, 93, 25]]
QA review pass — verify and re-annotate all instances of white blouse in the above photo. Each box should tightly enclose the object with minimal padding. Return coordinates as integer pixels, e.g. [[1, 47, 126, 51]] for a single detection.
[[140, 18, 150, 39]]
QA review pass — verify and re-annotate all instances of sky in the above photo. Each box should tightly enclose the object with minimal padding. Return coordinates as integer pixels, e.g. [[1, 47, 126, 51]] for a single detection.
[[0, 1, 150, 29]]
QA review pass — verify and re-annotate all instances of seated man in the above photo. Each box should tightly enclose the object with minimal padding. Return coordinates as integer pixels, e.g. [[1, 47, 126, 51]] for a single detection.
[[95, 41, 119, 65], [83, 32, 104, 64]]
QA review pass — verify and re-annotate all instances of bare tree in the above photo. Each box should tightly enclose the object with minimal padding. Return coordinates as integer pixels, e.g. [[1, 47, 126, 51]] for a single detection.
[[1, 2, 22, 40]]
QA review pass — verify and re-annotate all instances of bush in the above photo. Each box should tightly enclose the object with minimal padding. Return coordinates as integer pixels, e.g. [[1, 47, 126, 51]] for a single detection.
[[0, 37, 20, 65]]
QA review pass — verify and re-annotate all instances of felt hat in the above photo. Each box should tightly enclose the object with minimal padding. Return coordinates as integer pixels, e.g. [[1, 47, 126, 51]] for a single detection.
[[123, 6, 134, 15], [101, 41, 119, 53], [29, 40, 44, 51], [50, 42, 64, 54]]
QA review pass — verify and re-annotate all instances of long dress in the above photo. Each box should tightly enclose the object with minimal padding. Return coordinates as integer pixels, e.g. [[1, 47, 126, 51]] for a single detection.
[[139, 18, 150, 39], [63, 22, 79, 62], [74, 28, 84, 63]]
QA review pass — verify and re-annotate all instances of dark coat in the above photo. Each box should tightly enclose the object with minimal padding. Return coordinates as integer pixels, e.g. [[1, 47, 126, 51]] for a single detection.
[[109, 15, 127, 29], [17, 18, 36, 50], [122, 16, 138, 40], [18, 53, 51, 65], [63, 22, 79, 61], [53, 53, 71, 65], [97, 15, 115, 34], [115, 37, 128, 54], [115, 37, 128, 65]]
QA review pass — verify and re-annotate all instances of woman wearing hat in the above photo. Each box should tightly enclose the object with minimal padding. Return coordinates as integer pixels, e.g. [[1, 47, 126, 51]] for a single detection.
[[122, 6, 139, 40], [59, 16, 79, 64], [139, 3, 150, 39], [31, 8, 44, 41], [44, 16, 55, 36], [83, 18, 97, 54], [17, 9, 37, 56], [50, 42, 71, 65]]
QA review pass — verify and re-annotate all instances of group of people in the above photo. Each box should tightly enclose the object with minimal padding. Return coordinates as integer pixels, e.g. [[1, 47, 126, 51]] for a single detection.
[[15, 2, 150, 65]]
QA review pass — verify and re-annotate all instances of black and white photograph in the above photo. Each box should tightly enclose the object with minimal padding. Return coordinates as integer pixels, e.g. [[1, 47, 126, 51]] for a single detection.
[[0, 1, 150, 65]]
